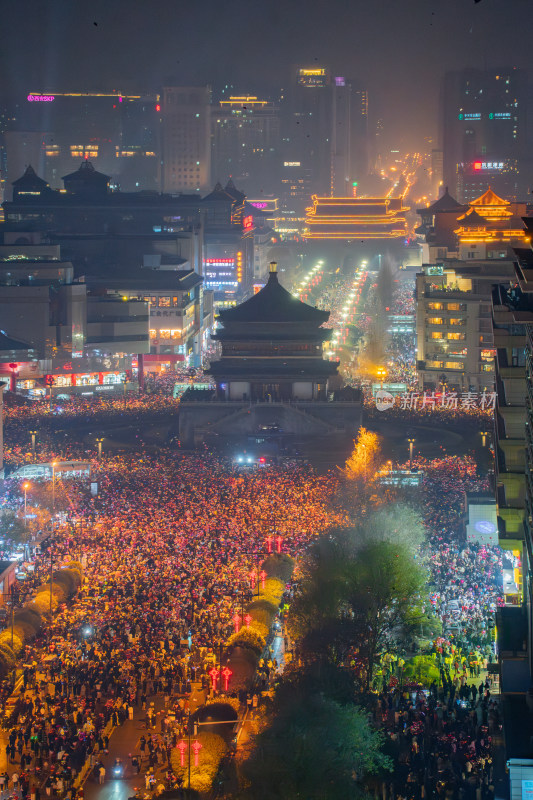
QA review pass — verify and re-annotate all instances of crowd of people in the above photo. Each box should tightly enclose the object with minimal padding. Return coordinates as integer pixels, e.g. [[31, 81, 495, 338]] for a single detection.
[[0, 449, 341, 799], [372, 455, 503, 799]]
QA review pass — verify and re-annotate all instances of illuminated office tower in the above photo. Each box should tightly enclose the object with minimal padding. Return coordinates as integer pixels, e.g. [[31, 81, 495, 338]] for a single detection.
[[161, 86, 211, 194], [282, 68, 332, 207], [211, 96, 280, 194], [441, 68, 528, 202]]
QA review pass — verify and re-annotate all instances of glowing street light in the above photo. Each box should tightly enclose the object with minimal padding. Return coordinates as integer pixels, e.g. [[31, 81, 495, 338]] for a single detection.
[[407, 438, 416, 470], [23, 482, 30, 527]]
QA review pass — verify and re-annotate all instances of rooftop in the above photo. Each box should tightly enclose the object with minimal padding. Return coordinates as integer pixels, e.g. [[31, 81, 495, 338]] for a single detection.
[[217, 264, 330, 325]]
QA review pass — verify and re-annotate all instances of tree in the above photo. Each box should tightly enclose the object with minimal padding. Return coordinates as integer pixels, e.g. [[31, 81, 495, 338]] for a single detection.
[[353, 504, 426, 551], [344, 427, 382, 483], [376, 254, 398, 312], [240, 694, 391, 800], [289, 530, 437, 691]]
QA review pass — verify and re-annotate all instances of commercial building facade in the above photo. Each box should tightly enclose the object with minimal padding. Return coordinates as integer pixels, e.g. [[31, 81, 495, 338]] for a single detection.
[[415, 260, 515, 392], [161, 87, 211, 194], [441, 68, 528, 202]]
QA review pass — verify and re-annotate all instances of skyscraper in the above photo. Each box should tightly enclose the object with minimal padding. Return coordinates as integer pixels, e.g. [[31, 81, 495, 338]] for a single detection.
[[281, 67, 332, 207], [161, 87, 211, 194], [441, 68, 528, 202], [211, 96, 280, 194]]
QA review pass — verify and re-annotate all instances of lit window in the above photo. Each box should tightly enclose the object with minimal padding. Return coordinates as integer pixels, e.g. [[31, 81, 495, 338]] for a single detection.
[[159, 297, 171, 307], [159, 330, 171, 339], [447, 303, 460, 311], [428, 302, 443, 311], [149, 329, 157, 339], [447, 332, 464, 340], [427, 317, 443, 325], [445, 362, 463, 370]]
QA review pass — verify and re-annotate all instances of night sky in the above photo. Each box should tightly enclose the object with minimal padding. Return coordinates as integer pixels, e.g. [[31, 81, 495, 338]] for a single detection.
[[1, 0, 532, 147]]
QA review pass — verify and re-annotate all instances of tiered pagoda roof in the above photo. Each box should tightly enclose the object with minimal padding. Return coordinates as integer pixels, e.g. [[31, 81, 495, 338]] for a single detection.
[[417, 187, 465, 216], [304, 195, 409, 240], [216, 267, 329, 326], [454, 189, 529, 244], [210, 263, 338, 383]]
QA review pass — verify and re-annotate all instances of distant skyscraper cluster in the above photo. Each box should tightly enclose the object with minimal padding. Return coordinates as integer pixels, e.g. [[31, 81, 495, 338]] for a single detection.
[[440, 67, 530, 203], [0, 67, 369, 217]]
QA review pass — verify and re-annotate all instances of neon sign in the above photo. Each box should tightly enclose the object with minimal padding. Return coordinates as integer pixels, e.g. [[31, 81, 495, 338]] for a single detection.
[[250, 202, 268, 209], [473, 161, 504, 171], [243, 215, 253, 230], [27, 94, 55, 102]]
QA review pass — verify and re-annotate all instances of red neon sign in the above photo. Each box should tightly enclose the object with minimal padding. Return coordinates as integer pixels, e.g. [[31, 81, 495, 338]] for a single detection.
[[243, 215, 253, 230], [473, 162, 482, 171]]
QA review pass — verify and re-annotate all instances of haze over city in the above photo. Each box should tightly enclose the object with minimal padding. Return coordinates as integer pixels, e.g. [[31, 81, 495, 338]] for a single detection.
[[0, 1, 533, 798]]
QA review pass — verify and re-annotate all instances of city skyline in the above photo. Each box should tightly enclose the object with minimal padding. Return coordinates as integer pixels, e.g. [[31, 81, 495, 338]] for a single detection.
[[1, 0, 533, 149]]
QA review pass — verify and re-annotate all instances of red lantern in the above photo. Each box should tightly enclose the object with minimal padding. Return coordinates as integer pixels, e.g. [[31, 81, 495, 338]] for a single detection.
[[266, 535, 273, 553], [244, 613, 252, 627], [177, 740, 187, 767], [276, 536, 282, 554], [222, 666, 233, 691], [249, 569, 257, 586], [260, 570, 267, 590], [233, 613, 240, 633], [192, 740, 202, 767], [208, 667, 219, 692]]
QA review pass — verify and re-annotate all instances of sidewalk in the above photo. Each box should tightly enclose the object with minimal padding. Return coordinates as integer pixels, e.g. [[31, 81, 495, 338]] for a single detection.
[[84, 684, 206, 800]]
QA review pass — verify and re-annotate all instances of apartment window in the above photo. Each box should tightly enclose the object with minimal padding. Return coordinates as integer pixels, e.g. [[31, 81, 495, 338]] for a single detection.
[[447, 332, 465, 341], [170, 330, 182, 339], [427, 317, 443, 325], [428, 302, 443, 311], [159, 297, 171, 307], [447, 303, 460, 311], [449, 318, 465, 326], [445, 361, 463, 370], [431, 332, 444, 340], [427, 360, 444, 369]]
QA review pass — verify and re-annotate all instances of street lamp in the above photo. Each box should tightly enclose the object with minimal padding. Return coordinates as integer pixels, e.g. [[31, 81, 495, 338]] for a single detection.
[[96, 437, 104, 460], [480, 430, 490, 448], [376, 366, 387, 389], [407, 439, 416, 471], [29, 430, 37, 459], [51, 461, 57, 513], [23, 482, 30, 528]]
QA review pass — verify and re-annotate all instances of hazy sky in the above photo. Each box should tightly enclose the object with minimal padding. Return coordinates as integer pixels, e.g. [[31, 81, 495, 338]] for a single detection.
[[2, 0, 532, 148]]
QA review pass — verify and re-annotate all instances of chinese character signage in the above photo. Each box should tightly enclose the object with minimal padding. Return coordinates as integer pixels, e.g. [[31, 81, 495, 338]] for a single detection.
[[374, 390, 496, 412]]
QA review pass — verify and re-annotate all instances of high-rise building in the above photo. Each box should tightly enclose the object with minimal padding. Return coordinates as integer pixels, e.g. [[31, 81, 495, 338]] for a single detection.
[[281, 68, 332, 207], [5, 91, 160, 194], [441, 68, 528, 202], [211, 96, 280, 194], [161, 86, 211, 194], [281, 68, 368, 210]]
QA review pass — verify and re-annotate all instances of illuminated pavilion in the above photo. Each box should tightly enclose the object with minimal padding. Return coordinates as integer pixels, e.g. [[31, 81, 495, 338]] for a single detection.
[[454, 188, 529, 246], [304, 195, 409, 240]]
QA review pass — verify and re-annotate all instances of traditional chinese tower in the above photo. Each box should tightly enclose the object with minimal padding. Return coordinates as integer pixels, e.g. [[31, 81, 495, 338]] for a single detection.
[[210, 262, 338, 401]]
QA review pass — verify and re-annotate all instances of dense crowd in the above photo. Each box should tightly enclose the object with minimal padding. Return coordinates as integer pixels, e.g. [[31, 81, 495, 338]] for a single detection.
[[0, 450, 341, 799], [374, 455, 503, 799]]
